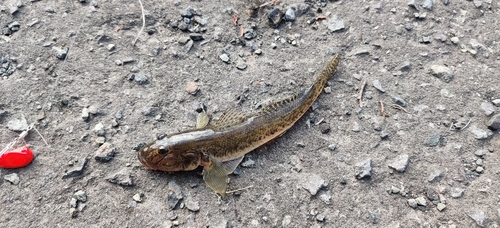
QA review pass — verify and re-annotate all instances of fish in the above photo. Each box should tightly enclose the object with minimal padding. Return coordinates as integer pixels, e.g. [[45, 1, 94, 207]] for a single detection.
[[138, 54, 341, 196]]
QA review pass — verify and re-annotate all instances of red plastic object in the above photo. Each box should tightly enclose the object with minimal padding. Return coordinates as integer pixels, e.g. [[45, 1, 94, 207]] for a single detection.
[[0, 146, 34, 169]]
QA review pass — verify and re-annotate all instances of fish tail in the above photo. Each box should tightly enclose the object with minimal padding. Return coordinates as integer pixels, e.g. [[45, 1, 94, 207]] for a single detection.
[[315, 54, 340, 89]]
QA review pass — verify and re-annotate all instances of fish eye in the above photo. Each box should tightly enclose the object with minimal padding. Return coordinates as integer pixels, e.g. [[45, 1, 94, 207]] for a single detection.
[[158, 146, 168, 155], [157, 134, 166, 140]]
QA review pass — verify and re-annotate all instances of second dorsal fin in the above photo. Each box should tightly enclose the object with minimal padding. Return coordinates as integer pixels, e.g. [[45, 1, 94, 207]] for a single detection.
[[213, 108, 249, 131]]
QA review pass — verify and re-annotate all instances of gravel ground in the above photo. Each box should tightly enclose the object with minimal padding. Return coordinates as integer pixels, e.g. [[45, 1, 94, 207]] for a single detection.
[[1, 0, 500, 227]]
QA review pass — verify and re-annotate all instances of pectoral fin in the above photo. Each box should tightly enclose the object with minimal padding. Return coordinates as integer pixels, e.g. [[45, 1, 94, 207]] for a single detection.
[[196, 111, 210, 129], [203, 155, 244, 196]]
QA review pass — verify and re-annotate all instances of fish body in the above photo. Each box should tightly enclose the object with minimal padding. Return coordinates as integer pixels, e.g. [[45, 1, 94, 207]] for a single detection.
[[138, 54, 341, 195]]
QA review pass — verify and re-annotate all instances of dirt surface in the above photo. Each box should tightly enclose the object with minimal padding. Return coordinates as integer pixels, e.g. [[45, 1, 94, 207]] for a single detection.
[[1, 0, 500, 227]]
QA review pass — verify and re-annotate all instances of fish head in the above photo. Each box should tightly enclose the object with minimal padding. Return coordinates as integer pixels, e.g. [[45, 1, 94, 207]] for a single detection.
[[138, 130, 214, 171], [138, 144, 202, 171], [138, 141, 201, 173]]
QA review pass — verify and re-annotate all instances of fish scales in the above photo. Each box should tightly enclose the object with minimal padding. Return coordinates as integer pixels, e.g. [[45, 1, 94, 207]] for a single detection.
[[138, 54, 341, 196]]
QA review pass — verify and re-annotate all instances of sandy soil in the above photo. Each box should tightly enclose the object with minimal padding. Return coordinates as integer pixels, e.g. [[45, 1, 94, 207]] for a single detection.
[[1, 0, 500, 227]]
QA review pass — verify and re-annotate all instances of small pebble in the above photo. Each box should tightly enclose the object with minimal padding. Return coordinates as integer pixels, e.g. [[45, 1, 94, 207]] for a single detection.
[[475, 150, 486, 157], [492, 99, 500, 107], [390, 186, 400, 194], [7, 115, 29, 131], [319, 123, 331, 134], [429, 65, 454, 83], [450, 37, 459, 44], [387, 154, 410, 172], [316, 214, 325, 222], [468, 210, 488, 227], [327, 15, 345, 32], [391, 95, 407, 107], [69, 208, 78, 218], [352, 122, 361, 132], [469, 126, 493, 140], [319, 194, 331, 204], [52, 46, 68, 59], [241, 158, 255, 168], [424, 133, 441, 147], [74, 190, 87, 203], [178, 37, 190, 45], [62, 157, 88, 179], [3, 173, 20, 185], [95, 137, 106, 145], [105, 168, 134, 186], [219, 53, 230, 63], [301, 174, 327, 195], [480, 102, 495, 116], [407, 199, 418, 208], [189, 33, 204, 41], [185, 198, 200, 212], [428, 169, 443, 182], [355, 159, 372, 179], [168, 181, 183, 209], [476, 166, 484, 173], [70, 198, 78, 208], [185, 82, 199, 95], [133, 193, 142, 202], [437, 203, 446, 211], [133, 73, 148, 85], [422, 0, 433, 10], [486, 114, 500, 130], [236, 62, 247, 70], [284, 8, 295, 21], [328, 144, 337, 151], [106, 44, 115, 51], [415, 196, 427, 206], [372, 80, 385, 93], [94, 142, 116, 162], [267, 7, 282, 26], [450, 188, 464, 198]]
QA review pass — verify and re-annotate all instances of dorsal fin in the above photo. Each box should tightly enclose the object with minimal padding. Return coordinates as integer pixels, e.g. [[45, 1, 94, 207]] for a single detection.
[[212, 108, 250, 131], [257, 91, 303, 117]]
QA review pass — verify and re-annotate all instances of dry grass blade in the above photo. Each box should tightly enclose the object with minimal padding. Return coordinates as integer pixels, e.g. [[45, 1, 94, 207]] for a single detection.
[[133, 0, 146, 46], [226, 185, 254, 194], [358, 80, 366, 107]]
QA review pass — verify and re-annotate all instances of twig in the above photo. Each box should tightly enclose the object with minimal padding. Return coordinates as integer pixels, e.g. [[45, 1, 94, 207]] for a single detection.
[[460, 118, 472, 131], [233, 13, 238, 26], [380, 101, 389, 117], [226, 185, 254, 194], [133, 0, 146, 46], [260, 0, 280, 7], [358, 80, 366, 107], [390, 104, 408, 113], [314, 118, 325, 125]]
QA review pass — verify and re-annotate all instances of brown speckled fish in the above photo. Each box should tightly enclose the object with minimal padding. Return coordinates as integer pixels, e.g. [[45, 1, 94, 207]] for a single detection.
[[138, 54, 341, 196]]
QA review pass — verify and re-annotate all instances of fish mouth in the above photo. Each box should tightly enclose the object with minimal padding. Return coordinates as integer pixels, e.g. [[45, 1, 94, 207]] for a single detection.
[[137, 151, 155, 170]]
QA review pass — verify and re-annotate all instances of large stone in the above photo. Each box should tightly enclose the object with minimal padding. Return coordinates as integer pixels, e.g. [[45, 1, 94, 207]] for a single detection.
[[355, 159, 372, 179], [429, 65, 454, 83], [62, 157, 88, 179], [486, 114, 500, 130], [388, 154, 410, 172], [301, 174, 327, 195], [105, 168, 134, 186]]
